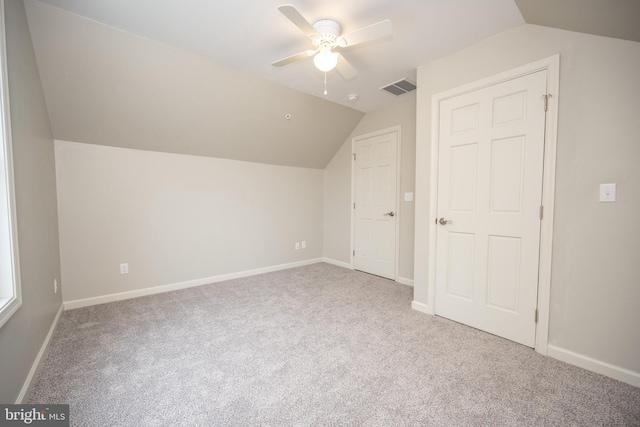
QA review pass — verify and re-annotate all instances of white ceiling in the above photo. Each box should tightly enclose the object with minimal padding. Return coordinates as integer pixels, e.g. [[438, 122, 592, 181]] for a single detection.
[[33, 0, 525, 113]]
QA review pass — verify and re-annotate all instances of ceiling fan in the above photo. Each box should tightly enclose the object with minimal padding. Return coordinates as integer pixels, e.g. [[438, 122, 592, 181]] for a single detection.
[[272, 4, 393, 80]]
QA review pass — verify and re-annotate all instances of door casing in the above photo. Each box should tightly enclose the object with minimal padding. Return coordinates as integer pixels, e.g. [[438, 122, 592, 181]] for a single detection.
[[426, 55, 560, 355], [351, 126, 402, 281]]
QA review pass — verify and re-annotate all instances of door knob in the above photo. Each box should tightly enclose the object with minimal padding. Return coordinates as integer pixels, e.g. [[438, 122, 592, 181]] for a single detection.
[[438, 217, 452, 225], [384, 212, 395, 217]]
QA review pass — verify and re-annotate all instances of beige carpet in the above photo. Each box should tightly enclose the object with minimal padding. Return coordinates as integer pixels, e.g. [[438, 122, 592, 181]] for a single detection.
[[29, 263, 640, 426]]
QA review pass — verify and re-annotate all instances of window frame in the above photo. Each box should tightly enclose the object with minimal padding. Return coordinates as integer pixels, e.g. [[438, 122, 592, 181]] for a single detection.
[[0, 0, 22, 329]]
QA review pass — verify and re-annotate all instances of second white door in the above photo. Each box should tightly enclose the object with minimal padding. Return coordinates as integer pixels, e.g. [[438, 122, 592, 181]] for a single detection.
[[354, 130, 398, 280], [435, 70, 547, 347]]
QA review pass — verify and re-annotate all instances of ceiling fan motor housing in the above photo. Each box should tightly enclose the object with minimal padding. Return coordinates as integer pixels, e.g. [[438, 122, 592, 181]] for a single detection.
[[312, 20, 349, 50], [313, 19, 341, 36]]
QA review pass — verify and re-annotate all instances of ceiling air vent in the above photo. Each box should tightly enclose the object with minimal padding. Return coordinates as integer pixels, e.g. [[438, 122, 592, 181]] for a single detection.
[[380, 79, 417, 96]]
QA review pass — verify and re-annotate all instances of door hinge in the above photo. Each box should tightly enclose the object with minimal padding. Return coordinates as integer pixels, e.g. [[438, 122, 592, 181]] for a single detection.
[[535, 309, 539, 323], [352, 153, 356, 161], [353, 250, 355, 256], [542, 94, 551, 112], [353, 202, 356, 209], [539, 205, 544, 220]]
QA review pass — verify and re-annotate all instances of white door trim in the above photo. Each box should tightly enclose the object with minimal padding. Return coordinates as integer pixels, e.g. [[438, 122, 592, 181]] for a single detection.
[[426, 55, 559, 354], [351, 125, 402, 281]]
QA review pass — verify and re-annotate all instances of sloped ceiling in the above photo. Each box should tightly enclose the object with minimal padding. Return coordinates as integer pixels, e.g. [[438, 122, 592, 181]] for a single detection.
[[25, 0, 364, 169], [24, 0, 638, 169], [515, 0, 640, 43], [28, 0, 525, 113]]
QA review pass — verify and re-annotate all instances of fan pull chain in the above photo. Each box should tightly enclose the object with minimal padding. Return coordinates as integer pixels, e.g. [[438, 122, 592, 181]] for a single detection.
[[324, 72, 328, 95]]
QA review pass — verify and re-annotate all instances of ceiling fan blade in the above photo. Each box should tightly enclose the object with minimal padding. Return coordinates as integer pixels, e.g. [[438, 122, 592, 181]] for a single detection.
[[278, 5, 318, 36], [272, 50, 314, 67], [338, 19, 392, 48], [336, 54, 358, 80]]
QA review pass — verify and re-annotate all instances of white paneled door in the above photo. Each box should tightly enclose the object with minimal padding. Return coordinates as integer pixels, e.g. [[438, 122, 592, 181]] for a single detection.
[[435, 70, 547, 347], [354, 130, 398, 280]]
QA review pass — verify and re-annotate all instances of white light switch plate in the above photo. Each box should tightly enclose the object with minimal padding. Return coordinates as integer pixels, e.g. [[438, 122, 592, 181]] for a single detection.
[[404, 192, 414, 202], [599, 183, 616, 202]]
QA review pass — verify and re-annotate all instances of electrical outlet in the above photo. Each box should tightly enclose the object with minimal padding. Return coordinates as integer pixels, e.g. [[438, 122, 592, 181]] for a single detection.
[[120, 263, 129, 274], [301, 241, 306, 249], [295, 242, 300, 250], [54, 279, 58, 294]]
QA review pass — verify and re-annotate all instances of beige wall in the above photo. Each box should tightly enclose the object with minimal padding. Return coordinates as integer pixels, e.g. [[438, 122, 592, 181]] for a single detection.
[[0, 0, 62, 403], [414, 24, 640, 375], [323, 96, 416, 281], [323, 140, 353, 265], [55, 141, 323, 303]]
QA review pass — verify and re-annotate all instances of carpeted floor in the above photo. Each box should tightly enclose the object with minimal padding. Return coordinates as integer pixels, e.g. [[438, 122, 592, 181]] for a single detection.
[[29, 263, 640, 426]]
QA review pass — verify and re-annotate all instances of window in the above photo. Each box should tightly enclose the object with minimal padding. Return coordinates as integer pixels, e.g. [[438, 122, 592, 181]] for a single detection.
[[0, 3, 21, 328]]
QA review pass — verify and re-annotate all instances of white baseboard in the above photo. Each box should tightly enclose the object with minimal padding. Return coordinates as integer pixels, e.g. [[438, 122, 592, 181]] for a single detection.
[[411, 300, 434, 315], [64, 258, 324, 310], [548, 344, 640, 388], [397, 277, 414, 287], [16, 303, 64, 403], [322, 257, 352, 270]]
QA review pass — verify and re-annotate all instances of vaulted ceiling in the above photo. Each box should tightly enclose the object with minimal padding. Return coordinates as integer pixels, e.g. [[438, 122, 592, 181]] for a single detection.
[[24, 0, 639, 169], [28, 0, 526, 113]]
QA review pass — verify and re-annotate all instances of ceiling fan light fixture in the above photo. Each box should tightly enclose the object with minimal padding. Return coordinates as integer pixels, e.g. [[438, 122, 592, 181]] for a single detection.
[[313, 44, 338, 72], [274, 6, 393, 81]]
